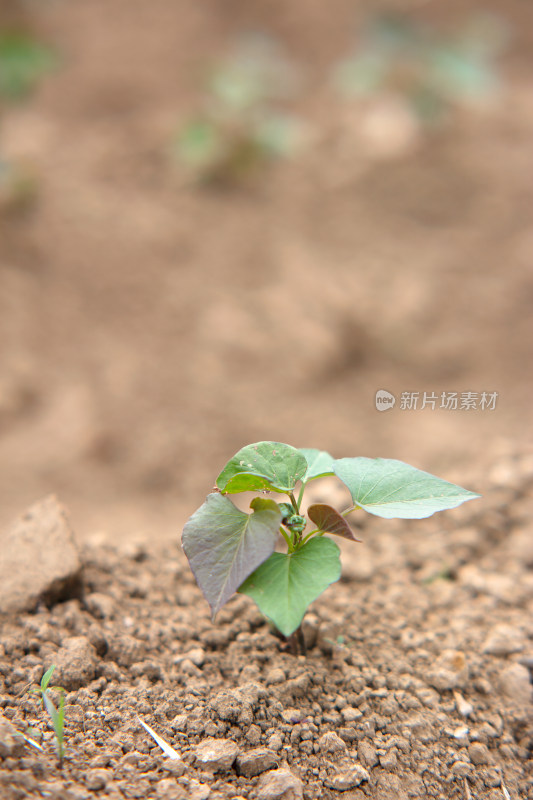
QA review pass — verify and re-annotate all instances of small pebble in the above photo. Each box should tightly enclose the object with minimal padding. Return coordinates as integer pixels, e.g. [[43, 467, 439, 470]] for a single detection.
[[256, 768, 303, 800], [317, 731, 347, 754], [181, 658, 202, 677], [499, 663, 532, 703], [236, 748, 279, 778], [427, 650, 469, 691], [451, 760, 473, 777], [267, 733, 284, 752], [0, 713, 26, 758], [379, 749, 398, 770], [265, 668, 285, 686], [324, 764, 370, 790], [85, 768, 111, 791], [482, 625, 525, 656], [341, 706, 363, 723], [170, 714, 188, 732], [451, 726, 469, 746], [194, 738, 240, 772], [358, 741, 379, 768], [186, 648, 206, 666], [244, 724, 262, 746], [468, 742, 492, 766]]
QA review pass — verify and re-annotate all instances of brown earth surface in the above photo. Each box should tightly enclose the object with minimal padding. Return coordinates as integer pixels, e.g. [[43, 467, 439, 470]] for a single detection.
[[1, 445, 532, 800], [1, 0, 533, 798]]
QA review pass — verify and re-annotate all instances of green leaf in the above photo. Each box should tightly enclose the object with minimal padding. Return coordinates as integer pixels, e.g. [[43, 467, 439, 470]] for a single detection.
[[299, 448, 336, 482], [182, 492, 281, 618], [43, 692, 60, 732], [249, 496, 281, 514], [238, 537, 341, 637], [333, 457, 480, 519], [40, 665, 56, 693], [216, 441, 308, 494], [307, 504, 360, 542]]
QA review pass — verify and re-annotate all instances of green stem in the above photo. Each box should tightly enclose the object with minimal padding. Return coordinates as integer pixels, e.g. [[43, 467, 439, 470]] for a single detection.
[[296, 483, 306, 510], [300, 528, 319, 546], [279, 526, 294, 553], [289, 491, 299, 513], [341, 505, 360, 517]]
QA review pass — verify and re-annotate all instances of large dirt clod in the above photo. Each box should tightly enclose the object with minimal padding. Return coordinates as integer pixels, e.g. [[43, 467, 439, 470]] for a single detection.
[[0, 496, 81, 614]]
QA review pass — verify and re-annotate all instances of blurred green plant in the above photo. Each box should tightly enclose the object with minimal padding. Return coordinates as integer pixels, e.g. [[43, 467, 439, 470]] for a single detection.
[[333, 13, 508, 122], [0, 30, 57, 102], [0, 155, 37, 214], [175, 35, 305, 184], [0, 29, 57, 214]]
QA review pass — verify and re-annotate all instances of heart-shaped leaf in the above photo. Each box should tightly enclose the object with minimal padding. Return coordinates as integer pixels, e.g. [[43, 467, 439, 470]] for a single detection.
[[238, 536, 341, 637], [333, 457, 480, 519], [307, 503, 360, 542], [216, 441, 308, 494], [182, 492, 281, 618], [299, 448, 336, 483]]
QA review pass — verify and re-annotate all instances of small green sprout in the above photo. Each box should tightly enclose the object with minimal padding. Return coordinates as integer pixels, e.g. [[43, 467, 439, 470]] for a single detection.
[[182, 442, 480, 652], [30, 665, 66, 768]]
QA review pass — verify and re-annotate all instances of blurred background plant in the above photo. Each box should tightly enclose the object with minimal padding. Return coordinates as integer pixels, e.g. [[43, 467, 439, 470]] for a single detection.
[[174, 34, 306, 186], [333, 12, 508, 126], [0, 28, 57, 101], [0, 24, 57, 214], [0, 155, 36, 214]]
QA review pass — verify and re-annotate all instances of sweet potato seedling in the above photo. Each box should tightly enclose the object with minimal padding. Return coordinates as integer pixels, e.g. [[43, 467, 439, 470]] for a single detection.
[[182, 442, 480, 649], [175, 35, 304, 184], [30, 665, 66, 768]]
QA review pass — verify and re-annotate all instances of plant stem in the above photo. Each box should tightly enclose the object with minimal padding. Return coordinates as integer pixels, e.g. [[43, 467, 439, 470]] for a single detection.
[[297, 624, 307, 656], [300, 528, 319, 546], [286, 624, 307, 656], [341, 505, 360, 517], [279, 526, 294, 552], [289, 491, 299, 513], [287, 631, 298, 656]]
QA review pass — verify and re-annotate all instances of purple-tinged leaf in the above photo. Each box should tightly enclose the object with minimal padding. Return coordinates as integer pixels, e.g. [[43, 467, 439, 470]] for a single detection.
[[182, 492, 281, 618], [307, 503, 360, 542]]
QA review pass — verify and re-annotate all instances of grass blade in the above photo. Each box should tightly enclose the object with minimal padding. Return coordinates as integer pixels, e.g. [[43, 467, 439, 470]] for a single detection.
[[40, 666, 56, 693], [43, 692, 59, 731]]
